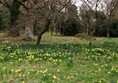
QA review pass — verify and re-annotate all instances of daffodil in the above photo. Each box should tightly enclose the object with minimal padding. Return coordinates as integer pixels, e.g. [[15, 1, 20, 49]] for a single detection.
[[53, 75, 56, 79]]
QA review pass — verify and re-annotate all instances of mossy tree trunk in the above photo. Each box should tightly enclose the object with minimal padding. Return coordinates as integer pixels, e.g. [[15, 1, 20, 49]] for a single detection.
[[6, 0, 27, 36], [10, 1, 20, 25], [24, 21, 34, 40], [10, 0, 27, 25]]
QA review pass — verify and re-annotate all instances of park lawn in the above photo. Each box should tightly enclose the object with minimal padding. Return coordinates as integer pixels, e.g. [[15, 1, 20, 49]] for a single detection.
[[0, 32, 118, 83]]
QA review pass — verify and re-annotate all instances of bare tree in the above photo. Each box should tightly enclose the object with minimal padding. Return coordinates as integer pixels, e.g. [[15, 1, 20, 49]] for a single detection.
[[103, 0, 118, 37], [0, 0, 72, 44], [79, 0, 103, 46], [35, 0, 72, 44]]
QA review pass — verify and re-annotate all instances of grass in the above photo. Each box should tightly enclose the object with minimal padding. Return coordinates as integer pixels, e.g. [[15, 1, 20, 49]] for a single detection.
[[0, 32, 118, 44], [0, 32, 118, 83]]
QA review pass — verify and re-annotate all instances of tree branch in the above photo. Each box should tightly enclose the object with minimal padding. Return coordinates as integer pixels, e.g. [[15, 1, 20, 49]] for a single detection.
[[0, 0, 11, 9], [16, 0, 29, 10]]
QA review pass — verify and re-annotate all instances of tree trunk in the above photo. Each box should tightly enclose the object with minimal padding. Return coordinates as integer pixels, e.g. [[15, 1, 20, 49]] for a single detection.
[[36, 30, 47, 45], [89, 34, 92, 48], [36, 34, 42, 45], [24, 21, 34, 40], [10, 0, 27, 24], [107, 27, 110, 38], [50, 27, 53, 36], [36, 19, 51, 45], [8, 0, 27, 36], [10, 8, 20, 25]]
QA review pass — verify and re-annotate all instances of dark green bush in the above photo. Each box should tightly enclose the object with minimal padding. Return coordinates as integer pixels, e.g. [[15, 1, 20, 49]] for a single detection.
[[0, 8, 10, 30], [60, 18, 81, 36]]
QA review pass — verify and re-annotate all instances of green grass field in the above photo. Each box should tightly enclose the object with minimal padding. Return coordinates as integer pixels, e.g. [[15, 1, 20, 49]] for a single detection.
[[0, 32, 118, 83]]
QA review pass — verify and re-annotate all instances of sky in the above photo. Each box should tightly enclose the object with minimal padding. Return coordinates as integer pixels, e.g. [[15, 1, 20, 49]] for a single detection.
[[72, 0, 83, 13], [74, 0, 106, 12], [73, 0, 82, 8]]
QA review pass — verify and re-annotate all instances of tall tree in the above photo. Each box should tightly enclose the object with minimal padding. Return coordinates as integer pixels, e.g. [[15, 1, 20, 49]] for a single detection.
[[79, 0, 103, 46], [103, 0, 118, 37]]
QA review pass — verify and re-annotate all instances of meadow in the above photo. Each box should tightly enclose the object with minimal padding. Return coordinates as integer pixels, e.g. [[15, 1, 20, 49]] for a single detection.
[[0, 33, 118, 83]]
